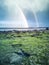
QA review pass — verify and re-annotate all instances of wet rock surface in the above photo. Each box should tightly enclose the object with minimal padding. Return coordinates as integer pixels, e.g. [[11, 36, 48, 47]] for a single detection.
[[0, 43, 31, 65]]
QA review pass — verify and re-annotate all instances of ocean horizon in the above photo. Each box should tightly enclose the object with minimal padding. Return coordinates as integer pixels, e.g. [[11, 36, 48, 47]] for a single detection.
[[0, 27, 48, 31]]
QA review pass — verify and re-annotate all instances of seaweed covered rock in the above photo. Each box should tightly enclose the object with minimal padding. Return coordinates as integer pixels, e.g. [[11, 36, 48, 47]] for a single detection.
[[0, 53, 23, 65]]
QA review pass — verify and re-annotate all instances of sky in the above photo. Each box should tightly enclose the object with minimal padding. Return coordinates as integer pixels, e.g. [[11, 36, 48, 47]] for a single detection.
[[0, 0, 49, 28]]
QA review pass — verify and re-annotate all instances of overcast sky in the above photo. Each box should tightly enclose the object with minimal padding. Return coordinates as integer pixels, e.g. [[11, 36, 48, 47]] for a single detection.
[[0, 0, 49, 27]]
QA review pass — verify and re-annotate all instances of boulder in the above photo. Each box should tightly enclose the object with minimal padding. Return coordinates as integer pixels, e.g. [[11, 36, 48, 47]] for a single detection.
[[0, 53, 23, 65]]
